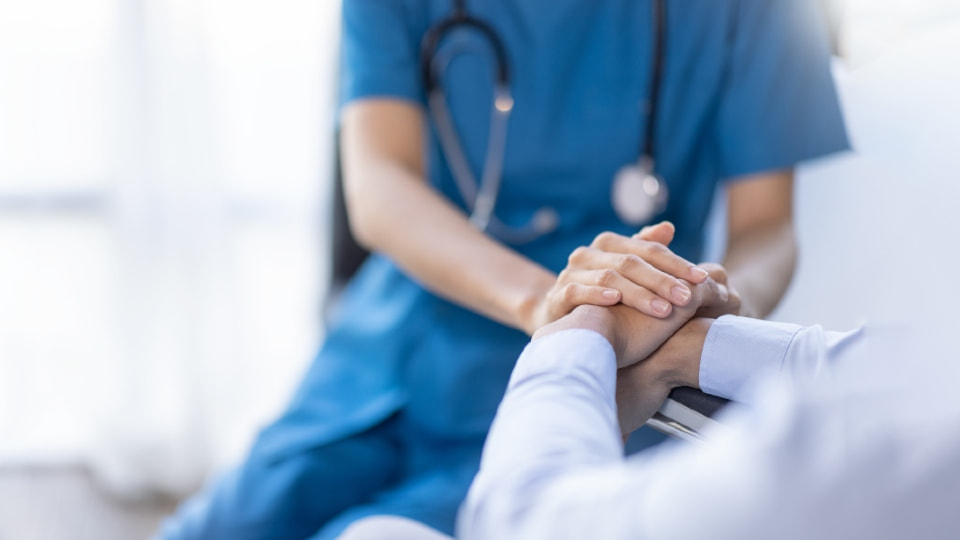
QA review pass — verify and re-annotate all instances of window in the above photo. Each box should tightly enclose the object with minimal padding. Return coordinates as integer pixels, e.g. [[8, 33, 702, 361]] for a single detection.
[[0, 0, 341, 493]]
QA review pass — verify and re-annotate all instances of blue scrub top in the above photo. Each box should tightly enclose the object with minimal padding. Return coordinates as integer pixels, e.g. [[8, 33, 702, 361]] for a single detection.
[[256, 0, 848, 460]]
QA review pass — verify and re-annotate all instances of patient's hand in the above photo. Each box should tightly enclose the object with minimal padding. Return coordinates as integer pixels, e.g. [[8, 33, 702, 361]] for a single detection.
[[615, 318, 713, 435], [694, 262, 742, 319], [609, 274, 727, 368]]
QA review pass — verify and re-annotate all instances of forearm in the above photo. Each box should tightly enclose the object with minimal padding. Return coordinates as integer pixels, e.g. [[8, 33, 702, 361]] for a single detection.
[[722, 219, 797, 318], [719, 169, 796, 319], [349, 159, 554, 332], [627, 314, 849, 406], [618, 314, 862, 433], [342, 101, 555, 334], [459, 329, 627, 539]]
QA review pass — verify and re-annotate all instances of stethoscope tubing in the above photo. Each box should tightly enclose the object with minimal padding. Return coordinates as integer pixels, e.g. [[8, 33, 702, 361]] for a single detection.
[[644, 0, 665, 161], [428, 40, 511, 233], [422, 0, 666, 242]]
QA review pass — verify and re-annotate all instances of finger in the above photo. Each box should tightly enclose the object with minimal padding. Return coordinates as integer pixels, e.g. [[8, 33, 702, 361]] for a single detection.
[[592, 232, 710, 284], [634, 221, 675, 245], [550, 281, 622, 319], [691, 277, 730, 309], [568, 269, 675, 318], [696, 261, 729, 285], [568, 249, 693, 306], [696, 284, 741, 319]]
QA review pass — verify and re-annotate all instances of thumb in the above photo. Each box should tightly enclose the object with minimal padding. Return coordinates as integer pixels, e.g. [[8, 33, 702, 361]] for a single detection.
[[634, 221, 675, 246]]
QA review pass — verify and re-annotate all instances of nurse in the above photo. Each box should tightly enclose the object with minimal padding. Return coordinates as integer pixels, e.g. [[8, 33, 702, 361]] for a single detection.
[[158, 1, 848, 539]]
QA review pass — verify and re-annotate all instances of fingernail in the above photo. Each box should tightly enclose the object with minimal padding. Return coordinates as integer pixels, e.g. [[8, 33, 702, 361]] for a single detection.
[[690, 266, 709, 282], [602, 289, 620, 301], [671, 285, 691, 304], [651, 299, 670, 314]]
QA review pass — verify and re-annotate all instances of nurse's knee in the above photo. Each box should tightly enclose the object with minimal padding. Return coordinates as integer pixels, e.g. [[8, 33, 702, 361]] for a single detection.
[[159, 446, 383, 540], [336, 516, 453, 540]]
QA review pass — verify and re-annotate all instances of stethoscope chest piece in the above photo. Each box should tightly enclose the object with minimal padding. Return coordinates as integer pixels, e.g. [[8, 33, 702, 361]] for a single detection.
[[611, 158, 668, 226]]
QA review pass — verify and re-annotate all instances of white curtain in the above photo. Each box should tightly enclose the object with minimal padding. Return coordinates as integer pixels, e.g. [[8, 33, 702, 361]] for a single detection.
[[0, 0, 340, 498]]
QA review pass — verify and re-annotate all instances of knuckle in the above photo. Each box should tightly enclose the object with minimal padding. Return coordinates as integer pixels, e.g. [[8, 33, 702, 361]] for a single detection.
[[644, 242, 668, 258], [568, 246, 589, 265], [562, 283, 579, 301], [659, 275, 680, 294], [546, 284, 563, 300], [617, 254, 643, 272], [595, 268, 617, 286], [592, 231, 616, 247]]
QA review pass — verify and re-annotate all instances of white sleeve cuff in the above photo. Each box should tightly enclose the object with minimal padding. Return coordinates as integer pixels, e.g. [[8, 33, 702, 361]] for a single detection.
[[699, 315, 802, 402]]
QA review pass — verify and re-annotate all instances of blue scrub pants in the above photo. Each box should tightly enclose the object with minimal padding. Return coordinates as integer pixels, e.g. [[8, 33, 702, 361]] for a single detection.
[[156, 412, 483, 540]]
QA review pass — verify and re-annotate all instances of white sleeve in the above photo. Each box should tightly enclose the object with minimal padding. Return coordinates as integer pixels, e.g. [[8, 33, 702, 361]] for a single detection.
[[457, 328, 628, 540], [698, 315, 863, 404]]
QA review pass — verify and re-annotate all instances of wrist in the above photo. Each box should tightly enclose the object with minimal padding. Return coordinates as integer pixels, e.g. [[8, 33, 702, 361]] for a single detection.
[[514, 272, 556, 335], [657, 318, 714, 388], [516, 289, 547, 336]]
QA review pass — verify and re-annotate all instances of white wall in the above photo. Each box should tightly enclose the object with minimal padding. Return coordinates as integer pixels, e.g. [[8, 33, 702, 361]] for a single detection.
[[773, 21, 960, 331]]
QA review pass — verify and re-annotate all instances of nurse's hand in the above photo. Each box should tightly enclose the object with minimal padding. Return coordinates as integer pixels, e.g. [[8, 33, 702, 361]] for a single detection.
[[534, 275, 729, 369], [529, 222, 710, 330], [637, 225, 742, 318]]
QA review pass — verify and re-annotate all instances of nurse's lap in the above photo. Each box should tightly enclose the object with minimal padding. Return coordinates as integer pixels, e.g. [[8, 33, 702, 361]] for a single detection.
[[155, 426, 402, 540]]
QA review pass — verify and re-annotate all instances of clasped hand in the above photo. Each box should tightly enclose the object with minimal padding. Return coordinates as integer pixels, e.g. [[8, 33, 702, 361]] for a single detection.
[[532, 222, 741, 436], [529, 222, 740, 332], [533, 221, 739, 364]]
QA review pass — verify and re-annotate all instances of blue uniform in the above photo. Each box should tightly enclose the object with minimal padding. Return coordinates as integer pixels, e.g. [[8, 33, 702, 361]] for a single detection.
[[160, 1, 848, 538]]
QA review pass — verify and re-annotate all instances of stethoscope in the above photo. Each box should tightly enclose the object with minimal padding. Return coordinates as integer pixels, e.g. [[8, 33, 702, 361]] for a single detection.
[[421, 0, 668, 243]]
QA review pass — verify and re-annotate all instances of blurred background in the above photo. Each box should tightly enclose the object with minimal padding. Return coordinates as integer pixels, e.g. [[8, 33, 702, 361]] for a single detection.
[[0, 0, 958, 538]]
